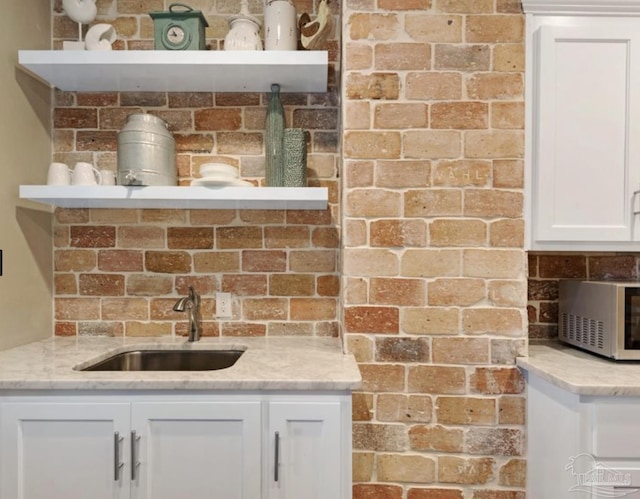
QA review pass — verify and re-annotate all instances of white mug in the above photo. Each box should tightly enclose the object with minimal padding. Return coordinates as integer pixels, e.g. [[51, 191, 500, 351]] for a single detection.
[[99, 169, 117, 185], [72, 162, 102, 185], [47, 162, 71, 185]]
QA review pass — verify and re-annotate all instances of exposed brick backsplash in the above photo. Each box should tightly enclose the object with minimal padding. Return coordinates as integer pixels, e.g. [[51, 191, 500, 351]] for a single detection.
[[54, 207, 341, 337]]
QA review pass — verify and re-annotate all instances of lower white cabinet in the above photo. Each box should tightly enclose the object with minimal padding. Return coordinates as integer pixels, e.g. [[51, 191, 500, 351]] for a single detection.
[[527, 372, 640, 498], [268, 400, 345, 499], [0, 402, 130, 499], [131, 401, 262, 499], [0, 392, 352, 499]]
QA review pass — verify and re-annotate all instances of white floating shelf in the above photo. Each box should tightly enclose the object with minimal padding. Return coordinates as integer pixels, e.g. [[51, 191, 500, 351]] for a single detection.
[[19, 185, 328, 210], [18, 50, 329, 93]]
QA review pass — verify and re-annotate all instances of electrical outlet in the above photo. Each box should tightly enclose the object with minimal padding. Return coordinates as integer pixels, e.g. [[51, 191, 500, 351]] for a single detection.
[[216, 292, 232, 318]]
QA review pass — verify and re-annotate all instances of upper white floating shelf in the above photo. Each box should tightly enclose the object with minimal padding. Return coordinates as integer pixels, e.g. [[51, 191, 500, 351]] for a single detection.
[[18, 50, 329, 93], [19, 185, 328, 210]]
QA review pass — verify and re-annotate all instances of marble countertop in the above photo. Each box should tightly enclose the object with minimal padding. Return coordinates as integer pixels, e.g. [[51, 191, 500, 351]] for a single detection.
[[0, 336, 362, 391], [517, 342, 640, 396]]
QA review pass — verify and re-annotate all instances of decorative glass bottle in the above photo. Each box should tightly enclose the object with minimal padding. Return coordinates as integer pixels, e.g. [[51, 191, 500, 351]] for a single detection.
[[265, 83, 285, 186]]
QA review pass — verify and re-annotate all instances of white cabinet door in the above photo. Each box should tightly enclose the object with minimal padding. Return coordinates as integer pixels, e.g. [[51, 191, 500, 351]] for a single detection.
[[131, 401, 262, 499], [529, 21, 640, 249], [267, 399, 348, 499], [527, 372, 640, 498], [0, 402, 130, 499]]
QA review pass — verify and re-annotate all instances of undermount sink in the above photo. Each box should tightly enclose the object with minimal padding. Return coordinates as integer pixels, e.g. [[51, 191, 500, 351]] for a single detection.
[[79, 349, 244, 371]]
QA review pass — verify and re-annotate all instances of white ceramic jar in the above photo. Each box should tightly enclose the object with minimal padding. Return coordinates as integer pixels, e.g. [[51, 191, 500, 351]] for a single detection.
[[264, 0, 297, 51], [225, 16, 262, 50], [224, 0, 263, 50]]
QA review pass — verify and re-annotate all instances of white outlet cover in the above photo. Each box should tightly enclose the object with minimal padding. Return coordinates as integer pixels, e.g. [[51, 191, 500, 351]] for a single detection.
[[216, 292, 232, 318]]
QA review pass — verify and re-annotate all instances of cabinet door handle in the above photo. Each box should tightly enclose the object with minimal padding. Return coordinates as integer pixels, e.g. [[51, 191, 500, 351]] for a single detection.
[[634, 189, 640, 215], [113, 432, 124, 481], [131, 430, 140, 481], [274, 431, 280, 482]]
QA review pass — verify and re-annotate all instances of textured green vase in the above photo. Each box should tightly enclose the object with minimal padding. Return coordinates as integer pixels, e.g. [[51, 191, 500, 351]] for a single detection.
[[265, 83, 285, 187], [284, 128, 307, 187]]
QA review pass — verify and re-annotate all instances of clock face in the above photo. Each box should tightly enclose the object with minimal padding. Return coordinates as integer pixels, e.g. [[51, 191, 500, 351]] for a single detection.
[[167, 25, 185, 44], [162, 23, 191, 49]]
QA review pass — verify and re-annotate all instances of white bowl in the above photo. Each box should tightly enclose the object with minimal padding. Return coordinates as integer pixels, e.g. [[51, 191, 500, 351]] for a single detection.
[[199, 163, 239, 178]]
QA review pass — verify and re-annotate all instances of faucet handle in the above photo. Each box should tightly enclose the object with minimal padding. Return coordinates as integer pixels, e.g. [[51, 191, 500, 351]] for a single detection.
[[188, 286, 200, 306]]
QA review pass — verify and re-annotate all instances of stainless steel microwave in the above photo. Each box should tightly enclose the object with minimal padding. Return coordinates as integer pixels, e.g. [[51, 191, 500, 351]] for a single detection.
[[558, 280, 640, 360]]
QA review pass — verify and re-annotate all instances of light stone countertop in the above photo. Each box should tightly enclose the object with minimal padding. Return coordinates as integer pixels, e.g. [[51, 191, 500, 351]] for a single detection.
[[0, 336, 362, 391], [517, 342, 640, 396]]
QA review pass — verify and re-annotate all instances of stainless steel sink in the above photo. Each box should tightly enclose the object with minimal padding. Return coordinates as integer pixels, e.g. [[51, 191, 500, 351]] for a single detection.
[[80, 349, 244, 371]]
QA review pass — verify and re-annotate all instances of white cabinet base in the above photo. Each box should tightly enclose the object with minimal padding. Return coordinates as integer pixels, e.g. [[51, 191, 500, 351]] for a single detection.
[[268, 400, 348, 499], [131, 401, 261, 499], [527, 372, 640, 498], [0, 402, 130, 499], [0, 391, 352, 499]]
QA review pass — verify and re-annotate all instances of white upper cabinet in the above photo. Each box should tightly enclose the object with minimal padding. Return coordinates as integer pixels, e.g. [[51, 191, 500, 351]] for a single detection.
[[524, 0, 640, 250]]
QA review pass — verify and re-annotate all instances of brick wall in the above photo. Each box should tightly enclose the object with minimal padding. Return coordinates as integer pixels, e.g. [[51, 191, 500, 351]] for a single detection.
[[52, 0, 341, 338], [342, 1, 528, 497], [51, 0, 529, 496]]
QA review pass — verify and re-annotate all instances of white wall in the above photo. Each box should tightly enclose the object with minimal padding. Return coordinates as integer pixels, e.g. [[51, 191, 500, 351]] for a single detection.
[[0, 0, 53, 350]]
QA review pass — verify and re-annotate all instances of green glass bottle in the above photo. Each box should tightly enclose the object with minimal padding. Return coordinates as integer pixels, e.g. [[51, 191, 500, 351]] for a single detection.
[[265, 83, 285, 187]]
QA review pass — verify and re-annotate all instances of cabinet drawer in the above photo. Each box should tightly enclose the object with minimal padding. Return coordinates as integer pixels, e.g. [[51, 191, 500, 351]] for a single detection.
[[592, 403, 640, 458]]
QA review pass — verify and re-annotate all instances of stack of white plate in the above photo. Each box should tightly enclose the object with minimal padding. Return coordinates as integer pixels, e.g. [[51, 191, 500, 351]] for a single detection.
[[191, 163, 253, 187]]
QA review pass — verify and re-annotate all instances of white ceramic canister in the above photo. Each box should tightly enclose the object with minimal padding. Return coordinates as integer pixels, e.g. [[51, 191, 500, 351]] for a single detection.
[[264, 0, 297, 51], [225, 0, 263, 50], [117, 113, 176, 186], [224, 16, 262, 50]]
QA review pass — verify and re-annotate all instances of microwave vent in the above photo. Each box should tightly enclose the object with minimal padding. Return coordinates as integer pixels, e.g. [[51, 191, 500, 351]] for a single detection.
[[560, 312, 604, 350]]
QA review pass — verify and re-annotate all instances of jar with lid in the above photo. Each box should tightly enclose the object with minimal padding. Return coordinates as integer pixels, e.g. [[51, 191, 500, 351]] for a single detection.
[[117, 113, 176, 186], [264, 0, 297, 51], [224, 0, 262, 51]]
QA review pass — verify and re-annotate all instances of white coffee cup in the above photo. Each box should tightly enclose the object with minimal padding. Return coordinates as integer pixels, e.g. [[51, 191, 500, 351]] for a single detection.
[[72, 162, 102, 185], [99, 169, 117, 185], [47, 162, 71, 185]]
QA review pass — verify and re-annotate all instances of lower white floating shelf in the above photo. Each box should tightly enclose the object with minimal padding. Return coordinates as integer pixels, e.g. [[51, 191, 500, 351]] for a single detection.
[[19, 185, 328, 210]]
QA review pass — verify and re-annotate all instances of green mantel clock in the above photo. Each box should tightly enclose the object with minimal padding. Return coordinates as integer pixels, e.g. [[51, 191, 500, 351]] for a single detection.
[[150, 3, 209, 50]]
